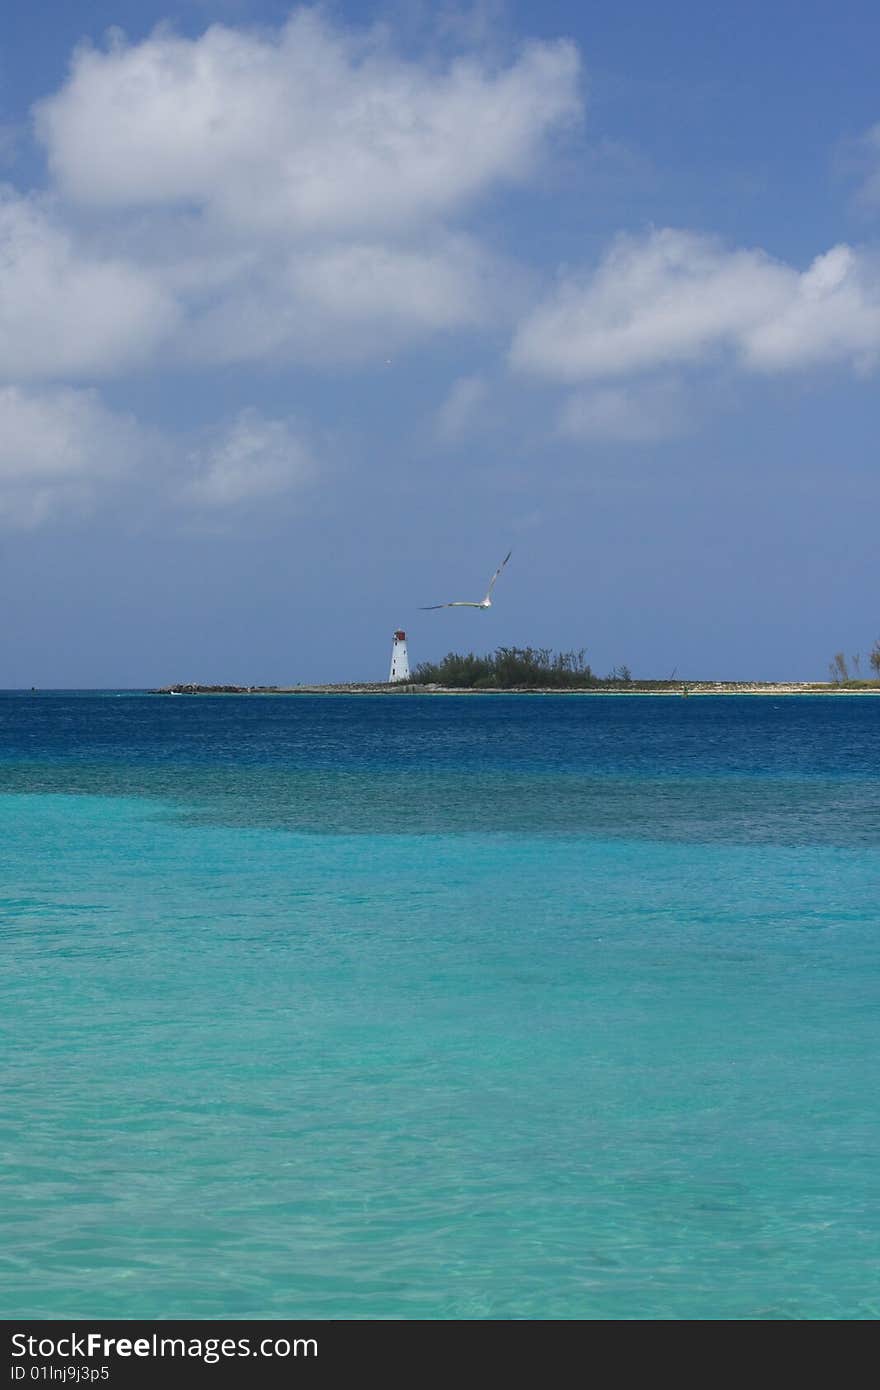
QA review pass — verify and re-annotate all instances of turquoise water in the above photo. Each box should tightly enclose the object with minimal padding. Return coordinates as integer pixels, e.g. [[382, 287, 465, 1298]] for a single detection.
[[2, 693, 879, 1319]]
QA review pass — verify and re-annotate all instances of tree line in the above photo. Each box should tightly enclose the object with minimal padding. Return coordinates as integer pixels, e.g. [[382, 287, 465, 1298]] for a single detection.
[[413, 640, 880, 689], [412, 647, 634, 689]]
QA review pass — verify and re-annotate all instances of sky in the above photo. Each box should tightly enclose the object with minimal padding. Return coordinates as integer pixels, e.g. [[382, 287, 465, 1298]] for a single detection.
[[1, 0, 878, 685]]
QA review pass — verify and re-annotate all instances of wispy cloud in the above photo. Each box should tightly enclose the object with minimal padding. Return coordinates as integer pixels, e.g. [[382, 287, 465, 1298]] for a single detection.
[[851, 122, 880, 209], [432, 374, 490, 442], [0, 385, 148, 527], [182, 409, 316, 509], [0, 389, 319, 530], [558, 377, 692, 442]]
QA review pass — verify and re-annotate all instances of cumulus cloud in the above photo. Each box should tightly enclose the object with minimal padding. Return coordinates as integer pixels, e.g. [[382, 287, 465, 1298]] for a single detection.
[[558, 377, 691, 442], [741, 243, 880, 372], [35, 11, 581, 236], [182, 409, 315, 508], [0, 385, 148, 526], [11, 10, 580, 376], [0, 189, 177, 379], [510, 229, 792, 380], [511, 228, 880, 381]]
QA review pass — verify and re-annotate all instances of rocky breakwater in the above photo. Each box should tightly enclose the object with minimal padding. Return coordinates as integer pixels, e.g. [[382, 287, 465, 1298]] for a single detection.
[[154, 684, 280, 695]]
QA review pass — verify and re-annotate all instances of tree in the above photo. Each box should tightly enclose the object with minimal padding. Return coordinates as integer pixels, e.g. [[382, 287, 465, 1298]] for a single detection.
[[413, 647, 598, 689], [829, 652, 850, 684], [870, 641, 880, 678]]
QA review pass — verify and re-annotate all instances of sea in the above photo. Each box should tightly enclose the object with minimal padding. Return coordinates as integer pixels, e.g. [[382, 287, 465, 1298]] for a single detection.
[[2, 691, 879, 1320]]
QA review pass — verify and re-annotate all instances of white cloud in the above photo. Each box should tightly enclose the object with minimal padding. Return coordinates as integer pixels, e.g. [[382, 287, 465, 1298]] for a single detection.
[[511, 228, 880, 382], [286, 239, 493, 329], [36, 11, 581, 236], [0, 189, 178, 379], [741, 244, 880, 373], [559, 377, 691, 442], [510, 229, 793, 380], [172, 233, 520, 367], [7, 11, 580, 377], [182, 409, 314, 508], [0, 390, 316, 527], [0, 385, 147, 526]]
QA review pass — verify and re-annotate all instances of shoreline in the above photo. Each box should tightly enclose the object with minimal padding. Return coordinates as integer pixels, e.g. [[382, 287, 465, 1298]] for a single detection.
[[154, 681, 880, 696]]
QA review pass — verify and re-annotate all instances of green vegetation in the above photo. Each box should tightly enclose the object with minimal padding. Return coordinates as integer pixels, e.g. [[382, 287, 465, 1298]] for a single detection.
[[412, 647, 635, 689]]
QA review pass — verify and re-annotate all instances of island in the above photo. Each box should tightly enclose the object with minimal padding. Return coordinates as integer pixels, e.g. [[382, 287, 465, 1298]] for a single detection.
[[153, 645, 880, 695]]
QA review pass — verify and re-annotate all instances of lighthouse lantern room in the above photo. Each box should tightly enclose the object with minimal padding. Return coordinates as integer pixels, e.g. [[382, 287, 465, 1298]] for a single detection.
[[389, 630, 411, 683]]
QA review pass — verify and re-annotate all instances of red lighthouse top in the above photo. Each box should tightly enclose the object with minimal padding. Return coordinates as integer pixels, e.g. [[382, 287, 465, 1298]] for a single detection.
[[394, 630, 406, 641]]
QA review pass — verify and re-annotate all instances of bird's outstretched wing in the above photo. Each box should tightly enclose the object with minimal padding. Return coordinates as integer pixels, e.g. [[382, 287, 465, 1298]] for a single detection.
[[419, 601, 482, 609], [484, 550, 512, 600]]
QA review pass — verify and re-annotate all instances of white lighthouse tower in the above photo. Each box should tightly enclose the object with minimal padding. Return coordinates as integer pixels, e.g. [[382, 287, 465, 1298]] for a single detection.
[[388, 630, 411, 683]]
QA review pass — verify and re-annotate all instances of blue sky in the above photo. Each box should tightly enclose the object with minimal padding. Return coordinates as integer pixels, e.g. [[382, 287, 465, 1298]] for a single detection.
[[1, 0, 878, 685]]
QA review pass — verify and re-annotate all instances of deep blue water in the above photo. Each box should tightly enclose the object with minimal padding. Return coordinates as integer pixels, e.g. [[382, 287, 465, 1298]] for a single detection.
[[2, 692, 879, 1318]]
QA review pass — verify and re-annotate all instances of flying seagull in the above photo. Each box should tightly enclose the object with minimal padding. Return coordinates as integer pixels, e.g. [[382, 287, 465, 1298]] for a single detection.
[[420, 551, 512, 610]]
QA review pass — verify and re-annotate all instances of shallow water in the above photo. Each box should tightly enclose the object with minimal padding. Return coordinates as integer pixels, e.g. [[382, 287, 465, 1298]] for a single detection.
[[2, 693, 879, 1318]]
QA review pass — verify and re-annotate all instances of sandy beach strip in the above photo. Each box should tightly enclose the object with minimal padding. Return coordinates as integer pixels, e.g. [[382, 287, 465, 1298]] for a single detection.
[[154, 682, 880, 696]]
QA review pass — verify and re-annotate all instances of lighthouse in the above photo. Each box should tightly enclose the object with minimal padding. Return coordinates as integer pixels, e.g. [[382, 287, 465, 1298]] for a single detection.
[[389, 630, 410, 683]]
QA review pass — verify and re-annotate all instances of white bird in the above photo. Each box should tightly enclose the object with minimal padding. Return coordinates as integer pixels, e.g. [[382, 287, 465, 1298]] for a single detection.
[[420, 551, 512, 610]]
